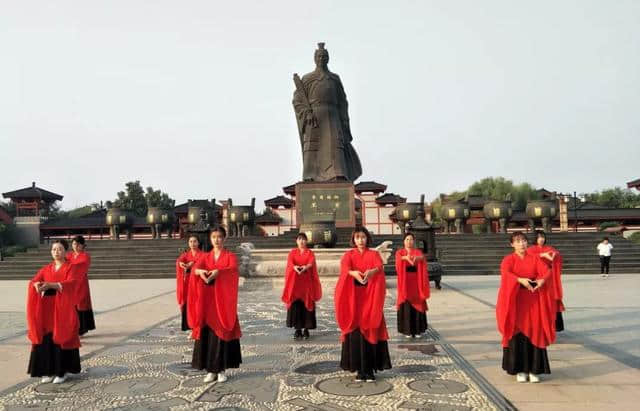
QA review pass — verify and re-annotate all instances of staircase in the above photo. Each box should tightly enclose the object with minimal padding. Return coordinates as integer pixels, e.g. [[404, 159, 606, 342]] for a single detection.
[[436, 232, 640, 275], [1, 232, 638, 280]]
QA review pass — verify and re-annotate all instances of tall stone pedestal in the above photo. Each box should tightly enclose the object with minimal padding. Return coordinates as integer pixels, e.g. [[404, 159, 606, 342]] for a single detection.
[[13, 217, 41, 246]]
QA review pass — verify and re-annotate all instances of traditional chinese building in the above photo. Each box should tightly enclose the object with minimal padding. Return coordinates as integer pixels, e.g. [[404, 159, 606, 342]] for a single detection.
[[2, 182, 63, 217]]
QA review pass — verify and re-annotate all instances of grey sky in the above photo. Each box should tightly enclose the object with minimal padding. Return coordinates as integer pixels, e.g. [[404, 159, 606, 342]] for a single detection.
[[1, 0, 638, 211]]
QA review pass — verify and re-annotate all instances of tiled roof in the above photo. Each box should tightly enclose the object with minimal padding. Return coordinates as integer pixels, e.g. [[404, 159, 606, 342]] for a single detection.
[[264, 195, 294, 207], [255, 212, 282, 224], [174, 200, 221, 213], [354, 181, 387, 193], [375, 193, 406, 205], [2, 182, 63, 201]]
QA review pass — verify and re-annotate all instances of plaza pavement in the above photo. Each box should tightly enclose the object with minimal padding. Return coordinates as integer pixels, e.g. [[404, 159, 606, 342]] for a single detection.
[[0, 274, 638, 410]]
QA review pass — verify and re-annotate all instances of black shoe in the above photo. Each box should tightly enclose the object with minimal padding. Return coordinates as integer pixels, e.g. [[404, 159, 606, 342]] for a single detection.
[[365, 373, 376, 382], [354, 373, 365, 382], [293, 329, 302, 340], [303, 329, 310, 339]]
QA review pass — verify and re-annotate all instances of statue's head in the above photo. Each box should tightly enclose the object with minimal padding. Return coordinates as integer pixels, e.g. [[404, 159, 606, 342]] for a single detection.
[[314, 42, 329, 68]]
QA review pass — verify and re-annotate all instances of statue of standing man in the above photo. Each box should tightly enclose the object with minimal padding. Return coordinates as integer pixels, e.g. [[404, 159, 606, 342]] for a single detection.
[[293, 43, 362, 182]]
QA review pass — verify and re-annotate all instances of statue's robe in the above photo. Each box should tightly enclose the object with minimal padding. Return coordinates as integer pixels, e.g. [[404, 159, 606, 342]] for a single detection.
[[293, 69, 362, 182]]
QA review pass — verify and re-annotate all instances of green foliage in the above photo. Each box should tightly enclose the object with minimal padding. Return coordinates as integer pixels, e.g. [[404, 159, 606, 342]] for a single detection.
[[1, 244, 28, 257], [0, 200, 16, 217], [599, 221, 621, 231], [145, 187, 176, 210], [67, 206, 95, 218], [468, 177, 538, 210], [0, 222, 16, 246], [472, 223, 488, 234], [107, 181, 175, 217], [430, 191, 466, 224], [583, 187, 640, 209], [629, 232, 640, 244]]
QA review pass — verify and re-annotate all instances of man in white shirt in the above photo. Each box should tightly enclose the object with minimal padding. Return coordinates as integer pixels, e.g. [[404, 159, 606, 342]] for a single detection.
[[597, 237, 614, 278]]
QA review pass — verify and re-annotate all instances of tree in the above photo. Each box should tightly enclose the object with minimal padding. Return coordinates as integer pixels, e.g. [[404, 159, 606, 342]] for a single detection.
[[109, 181, 148, 216], [0, 200, 16, 217], [106, 181, 175, 216], [144, 186, 175, 209], [468, 177, 538, 210], [583, 187, 640, 209]]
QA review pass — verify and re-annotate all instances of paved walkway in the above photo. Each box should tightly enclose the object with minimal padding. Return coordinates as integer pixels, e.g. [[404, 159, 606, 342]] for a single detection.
[[0, 275, 638, 410]]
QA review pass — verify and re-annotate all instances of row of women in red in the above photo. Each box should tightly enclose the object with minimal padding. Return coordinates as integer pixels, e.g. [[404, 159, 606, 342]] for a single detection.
[[174, 226, 430, 384], [496, 231, 564, 384]]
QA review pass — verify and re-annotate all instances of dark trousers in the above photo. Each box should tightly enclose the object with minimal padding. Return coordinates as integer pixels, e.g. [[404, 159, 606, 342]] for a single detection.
[[600, 256, 611, 274]]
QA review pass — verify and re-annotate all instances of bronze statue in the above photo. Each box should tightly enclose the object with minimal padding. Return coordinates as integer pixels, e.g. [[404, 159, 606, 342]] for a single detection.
[[293, 43, 362, 182]]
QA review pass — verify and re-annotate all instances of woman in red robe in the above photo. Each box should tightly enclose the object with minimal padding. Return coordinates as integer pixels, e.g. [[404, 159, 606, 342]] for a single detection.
[[282, 232, 322, 340], [190, 227, 242, 383], [27, 240, 81, 384], [527, 230, 565, 332], [66, 235, 95, 336], [175, 235, 204, 331], [335, 227, 391, 382], [395, 232, 430, 338], [496, 231, 556, 383]]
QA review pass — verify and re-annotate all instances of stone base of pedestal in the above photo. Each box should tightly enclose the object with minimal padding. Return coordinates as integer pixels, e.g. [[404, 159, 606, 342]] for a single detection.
[[252, 248, 348, 277]]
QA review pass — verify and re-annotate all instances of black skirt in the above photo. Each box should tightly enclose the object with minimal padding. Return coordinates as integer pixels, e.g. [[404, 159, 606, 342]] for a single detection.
[[78, 309, 96, 336], [502, 332, 550, 375], [340, 329, 392, 374], [191, 326, 242, 373], [286, 300, 317, 330], [397, 301, 428, 336], [555, 311, 564, 332], [181, 304, 190, 331], [27, 333, 81, 378]]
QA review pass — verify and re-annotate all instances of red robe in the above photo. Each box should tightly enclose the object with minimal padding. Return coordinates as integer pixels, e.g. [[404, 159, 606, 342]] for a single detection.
[[66, 251, 92, 311], [395, 248, 430, 312], [496, 253, 556, 349], [281, 248, 322, 311], [27, 262, 80, 350], [335, 248, 389, 344], [527, 245, 565, 312], [175, 249, 204, 307], [189, 249, 242, 341]]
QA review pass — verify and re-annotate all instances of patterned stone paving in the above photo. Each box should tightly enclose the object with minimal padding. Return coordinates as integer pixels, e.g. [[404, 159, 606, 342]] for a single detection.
[[0, 285, 502, 410]]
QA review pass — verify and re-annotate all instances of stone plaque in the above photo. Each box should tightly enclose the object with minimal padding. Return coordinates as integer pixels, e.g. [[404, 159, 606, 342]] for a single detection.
[[296, 182, 355, 227]]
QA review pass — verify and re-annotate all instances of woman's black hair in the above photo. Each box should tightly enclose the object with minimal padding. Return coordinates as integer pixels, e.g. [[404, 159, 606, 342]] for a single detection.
[[296, 232, 308, 241], [52, 239, 69, 251], [187, 234, 200, 242], [534, 230, 547, 244], [349, 226, 372, 248], [603, 236, 609, 241], [72, 235, 85, 245], [402, 232, 415, 242], [509, 231, 527, 244], [210, 226, 227, 239]]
